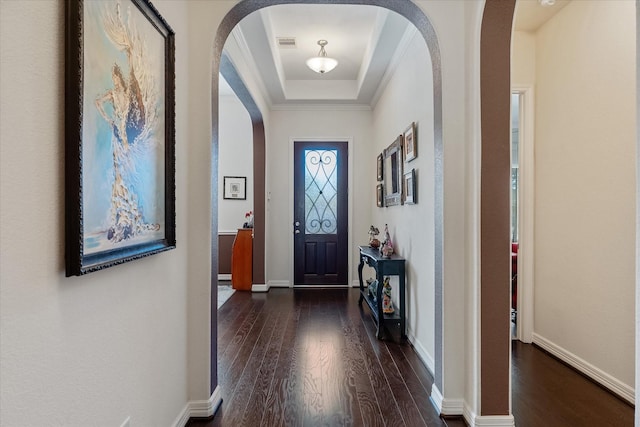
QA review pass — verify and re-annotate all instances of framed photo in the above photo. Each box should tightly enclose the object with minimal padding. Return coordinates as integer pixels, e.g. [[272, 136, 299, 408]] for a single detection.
[[223, 176, 247, 200], [376, 153, 383, 182], [383, 135, 404, 207], [404, 169, 417, 205], [376, 184, 384, 207], [65, 0, 176, 276], [403, 122, 417, 163]]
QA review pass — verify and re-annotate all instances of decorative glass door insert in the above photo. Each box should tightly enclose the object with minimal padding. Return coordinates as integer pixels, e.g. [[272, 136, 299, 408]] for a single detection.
[[304, 149, 337, 235]]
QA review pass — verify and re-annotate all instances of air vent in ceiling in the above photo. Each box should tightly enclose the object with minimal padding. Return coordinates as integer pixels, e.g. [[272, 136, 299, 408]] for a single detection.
[[277, 37, 297, 48]]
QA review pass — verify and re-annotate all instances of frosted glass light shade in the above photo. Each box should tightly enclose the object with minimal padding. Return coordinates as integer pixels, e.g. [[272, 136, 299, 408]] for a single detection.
[[306, 56, 338, 74]]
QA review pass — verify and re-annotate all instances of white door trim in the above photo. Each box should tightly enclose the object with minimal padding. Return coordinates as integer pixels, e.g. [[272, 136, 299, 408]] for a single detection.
[[512, 86, 535, 343]]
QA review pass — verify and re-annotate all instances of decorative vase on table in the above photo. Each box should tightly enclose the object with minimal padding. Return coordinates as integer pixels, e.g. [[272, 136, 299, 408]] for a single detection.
[[382, 277, 394, 314], [243, 210, 254, 228], [380, 223, 393, 258], [366, 278, 378, 302]]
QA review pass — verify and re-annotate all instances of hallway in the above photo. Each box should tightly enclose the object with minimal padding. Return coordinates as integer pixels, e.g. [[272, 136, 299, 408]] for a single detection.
[[190, 288, 633, 426]]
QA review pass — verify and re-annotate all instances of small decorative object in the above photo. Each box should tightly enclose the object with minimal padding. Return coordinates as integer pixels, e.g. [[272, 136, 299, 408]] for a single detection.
[[243, 210, 254, 228], [403, 169, 416, 205], [366, 278, 378, 302], [380, 224, 394, 258], [382, 277, 394, 314], [403, 122, 417, 164], [368, 225, 380, 248], [224, 176, 247, 200]]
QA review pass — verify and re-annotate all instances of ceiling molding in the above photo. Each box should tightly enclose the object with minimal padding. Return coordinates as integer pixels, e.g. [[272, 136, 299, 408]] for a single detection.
[[226, 27, 274, 107], [259, 8, 288, 96], [370, 25, 419, 108], [270, 103, 372, 111]]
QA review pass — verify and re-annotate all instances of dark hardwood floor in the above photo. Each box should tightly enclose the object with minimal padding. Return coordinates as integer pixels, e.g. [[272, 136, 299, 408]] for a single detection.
[[189, 288, 634, 427], [189, 288, 464, 427], [511, 340, 634, 426]]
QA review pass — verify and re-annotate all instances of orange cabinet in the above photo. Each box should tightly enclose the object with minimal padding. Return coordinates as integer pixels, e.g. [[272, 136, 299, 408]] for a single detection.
[[231, 228, 253, 291]]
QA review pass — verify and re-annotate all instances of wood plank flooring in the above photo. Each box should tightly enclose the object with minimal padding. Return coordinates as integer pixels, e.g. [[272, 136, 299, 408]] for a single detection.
[[189, 288, 634, 427], [511, 340, 634, 427], [189, 288, 464, 427]]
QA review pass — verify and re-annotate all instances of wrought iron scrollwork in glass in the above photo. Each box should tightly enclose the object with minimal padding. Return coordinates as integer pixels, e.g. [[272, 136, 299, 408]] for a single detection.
[[304, 149, 338, 235]]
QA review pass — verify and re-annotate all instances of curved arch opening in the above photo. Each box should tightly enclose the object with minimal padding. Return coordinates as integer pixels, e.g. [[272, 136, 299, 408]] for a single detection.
[[210, 0, 444, 402]]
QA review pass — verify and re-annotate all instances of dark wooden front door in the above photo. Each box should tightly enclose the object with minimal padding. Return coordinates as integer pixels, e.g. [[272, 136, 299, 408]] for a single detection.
[[294, 141, 348, 285]]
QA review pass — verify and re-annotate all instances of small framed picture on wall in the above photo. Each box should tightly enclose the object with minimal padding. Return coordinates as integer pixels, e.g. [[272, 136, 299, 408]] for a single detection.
[[377, 153, 383, 181], [223, 176, 247, 200], [403, 122, 417, 163], [376, 184, 384, 207], [404, 169, 416, 205]]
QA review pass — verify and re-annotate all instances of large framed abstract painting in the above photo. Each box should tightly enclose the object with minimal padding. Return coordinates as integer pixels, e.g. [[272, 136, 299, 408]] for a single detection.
[[65, 0, 175, 276]]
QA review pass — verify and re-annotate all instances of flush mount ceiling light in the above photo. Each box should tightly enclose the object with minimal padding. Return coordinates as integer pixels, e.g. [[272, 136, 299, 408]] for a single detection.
[[538, 0, 556, 6], [306, 40, 338, 74]]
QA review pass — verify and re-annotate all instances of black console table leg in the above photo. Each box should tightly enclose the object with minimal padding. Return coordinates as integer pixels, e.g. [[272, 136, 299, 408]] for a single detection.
[[357, 256, 365, 306]]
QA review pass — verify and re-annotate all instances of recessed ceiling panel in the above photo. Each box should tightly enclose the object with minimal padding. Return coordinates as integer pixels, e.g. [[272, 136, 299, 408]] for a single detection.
[[264, 4, 380, 81]]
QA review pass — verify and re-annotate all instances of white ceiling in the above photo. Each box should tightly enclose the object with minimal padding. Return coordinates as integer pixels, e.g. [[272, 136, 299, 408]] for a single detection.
[[514, 0, 571, 31], [221, 1, 571, 106]]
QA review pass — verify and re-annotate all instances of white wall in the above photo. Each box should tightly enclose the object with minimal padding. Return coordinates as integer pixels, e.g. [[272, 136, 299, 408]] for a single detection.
[[533, 0, 636, 395], [371, 32, 436, 370], [512, 31, 536, 86], [0, 1, 194, 425], [266, 108, 373, 285], [218, 92, 254, 232]]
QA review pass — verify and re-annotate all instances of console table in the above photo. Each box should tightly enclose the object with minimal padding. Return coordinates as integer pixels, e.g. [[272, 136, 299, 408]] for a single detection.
[[357, 245, 406, 340]]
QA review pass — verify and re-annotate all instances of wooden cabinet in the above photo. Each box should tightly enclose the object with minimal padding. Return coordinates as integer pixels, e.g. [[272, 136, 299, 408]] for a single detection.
[[231, 228, 253, 291], [357, 245, 406, 340]]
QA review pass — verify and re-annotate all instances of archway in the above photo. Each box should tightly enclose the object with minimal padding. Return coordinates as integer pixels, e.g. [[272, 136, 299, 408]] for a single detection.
[[210, 0, 443, 402], [210, 0, 445, 413]]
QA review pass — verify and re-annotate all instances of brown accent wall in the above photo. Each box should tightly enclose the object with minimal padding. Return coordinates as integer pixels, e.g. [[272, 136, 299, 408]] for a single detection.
[[252, 122, 266, 285], [480, 0, 516, 416], [218, 233, 236, 275]]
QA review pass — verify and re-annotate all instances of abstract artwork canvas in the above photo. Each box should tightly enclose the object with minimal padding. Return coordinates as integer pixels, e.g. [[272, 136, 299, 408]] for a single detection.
[[65, 0, 175, 276]]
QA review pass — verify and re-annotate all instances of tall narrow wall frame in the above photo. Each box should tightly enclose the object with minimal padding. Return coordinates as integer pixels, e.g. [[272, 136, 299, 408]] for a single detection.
[[65, 0, 176, 276]]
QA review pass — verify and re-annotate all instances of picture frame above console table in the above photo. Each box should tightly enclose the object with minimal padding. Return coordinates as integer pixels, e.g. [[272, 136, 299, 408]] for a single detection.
[[357, 245, 406, 341]]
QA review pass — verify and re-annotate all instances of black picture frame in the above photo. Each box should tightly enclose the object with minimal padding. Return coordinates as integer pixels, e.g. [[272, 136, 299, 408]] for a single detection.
[[65, 0, 176, 276], [223, 176, 247, 200], [376, 184, 384, 207]]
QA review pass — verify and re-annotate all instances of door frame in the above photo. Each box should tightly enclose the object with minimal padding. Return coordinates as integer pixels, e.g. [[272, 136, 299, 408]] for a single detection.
[[289, 137, 354, 288], [512, 85, 535, 343]]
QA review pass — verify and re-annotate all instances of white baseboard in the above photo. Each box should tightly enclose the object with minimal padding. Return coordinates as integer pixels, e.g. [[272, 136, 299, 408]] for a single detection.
[[172, 386, 222, 427], [252, 283, 269, 292], [441, 398, 465, 416], [430, 384, 443, 413], [532, 333, 635, 404], [430, 384, 464, 416], [218, 274, 231, 281], [406, 329, 435, 374], [267, 280, 291, 288], [463, 404, 514, 427]]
